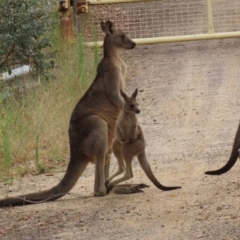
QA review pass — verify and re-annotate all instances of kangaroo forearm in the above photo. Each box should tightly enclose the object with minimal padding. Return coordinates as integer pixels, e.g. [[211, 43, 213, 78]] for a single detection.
[[109, 92, 123, 109]]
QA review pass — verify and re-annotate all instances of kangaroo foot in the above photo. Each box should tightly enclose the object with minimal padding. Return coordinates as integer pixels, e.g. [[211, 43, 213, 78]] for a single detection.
[[94, 189, 107, 197], [115, 183, 149, 189], [131, 183, 149, 189], [112, 187, 144, 194], [112, 183, 149, 194]]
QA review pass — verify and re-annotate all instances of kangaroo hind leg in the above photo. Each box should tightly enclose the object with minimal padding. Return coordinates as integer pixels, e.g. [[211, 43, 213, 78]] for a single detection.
[[104, 148, 112, 180], [107, 151, 134, 193], [108, 161, 144, 194], [108, 144, 148, 194], [106, 139, 125, 186], [82, 118, 109, 196]]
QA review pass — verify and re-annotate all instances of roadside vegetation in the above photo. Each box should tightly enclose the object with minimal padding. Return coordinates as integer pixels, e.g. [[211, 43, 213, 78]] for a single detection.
[[0, 1, 98, 181]]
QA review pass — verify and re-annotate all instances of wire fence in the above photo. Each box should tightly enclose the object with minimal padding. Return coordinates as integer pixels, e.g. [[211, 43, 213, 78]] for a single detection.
[[78, 0, 240, 42], [212, 0, 240, 33]]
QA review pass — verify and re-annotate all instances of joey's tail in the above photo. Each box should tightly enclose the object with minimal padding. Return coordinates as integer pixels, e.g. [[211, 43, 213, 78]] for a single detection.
[[137, 152, 181, 191], [205, 123, 240, 175], [0, 153, 89, 207]]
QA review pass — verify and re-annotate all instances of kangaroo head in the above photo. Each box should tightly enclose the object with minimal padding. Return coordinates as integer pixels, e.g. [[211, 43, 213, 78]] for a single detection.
[[101, 20, 136, 50], [120, 88, 140, 114]]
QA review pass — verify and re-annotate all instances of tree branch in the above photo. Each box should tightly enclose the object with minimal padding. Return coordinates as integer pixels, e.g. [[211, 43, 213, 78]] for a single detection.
[[0, 44, 15, 68]]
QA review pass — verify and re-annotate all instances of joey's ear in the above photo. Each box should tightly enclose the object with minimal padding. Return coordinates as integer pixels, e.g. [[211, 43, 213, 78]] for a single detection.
[[120, 89, 128, 101], [132, 88, 138, 99], [101, 21, 113, 34]]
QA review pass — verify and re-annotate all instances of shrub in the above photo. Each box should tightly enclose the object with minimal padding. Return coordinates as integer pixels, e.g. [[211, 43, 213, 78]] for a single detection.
[[0, 0, 56, 76]]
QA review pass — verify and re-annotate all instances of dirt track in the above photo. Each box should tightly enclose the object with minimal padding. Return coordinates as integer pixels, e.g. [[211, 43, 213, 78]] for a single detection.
[[1, 38, 240, 239]]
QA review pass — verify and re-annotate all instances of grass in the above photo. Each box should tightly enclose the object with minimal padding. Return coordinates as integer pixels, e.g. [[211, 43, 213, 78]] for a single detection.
[[35, 133, 45, 173], [0, 26, 99, 181]]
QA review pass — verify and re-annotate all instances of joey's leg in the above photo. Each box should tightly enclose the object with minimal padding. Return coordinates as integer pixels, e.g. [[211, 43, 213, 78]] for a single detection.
[[105, 161, 110, 180], [107, 159, 133, 193], [104, 149, 112, 180], [113, 142, 149, 194], [106, 140, 125, 186]]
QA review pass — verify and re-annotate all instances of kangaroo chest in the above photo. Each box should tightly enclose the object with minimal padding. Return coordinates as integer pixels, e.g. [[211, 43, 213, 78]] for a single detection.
[[115, 58, 127, 90], [117, 114, 138, 140]]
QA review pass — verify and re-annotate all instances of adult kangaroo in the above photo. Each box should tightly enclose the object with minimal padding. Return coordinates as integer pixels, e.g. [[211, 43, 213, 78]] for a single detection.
[[106, 89, 182, 193], [205, 123, 240, 175], [0, 21, 136, 207]]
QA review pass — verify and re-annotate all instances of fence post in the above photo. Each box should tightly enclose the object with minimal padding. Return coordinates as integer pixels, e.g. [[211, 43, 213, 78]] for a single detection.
[[58, 0, 73, 42], [206, 0, 215, 34]]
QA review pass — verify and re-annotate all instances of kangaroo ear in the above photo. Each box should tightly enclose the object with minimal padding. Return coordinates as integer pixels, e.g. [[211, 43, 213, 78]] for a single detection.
[[101, 20, 113, 34], [132, 88, 138, 98], [101, 21, 107, 33], [120, 89, 128, 101], [106, 20, 113, 34]]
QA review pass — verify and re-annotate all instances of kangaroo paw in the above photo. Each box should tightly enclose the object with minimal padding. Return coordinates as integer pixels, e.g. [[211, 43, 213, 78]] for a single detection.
[[94, 190, 107, 197]]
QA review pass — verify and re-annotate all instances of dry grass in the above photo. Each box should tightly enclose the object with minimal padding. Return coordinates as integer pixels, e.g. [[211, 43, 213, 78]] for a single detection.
[[0, 30, 99, 180]]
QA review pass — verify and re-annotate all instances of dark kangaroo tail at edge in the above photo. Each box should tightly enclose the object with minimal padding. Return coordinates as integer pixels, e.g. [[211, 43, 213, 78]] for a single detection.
[[0, 154, 89, 207], [137, 152, 181, 191], [205, 149, 239, 175], [205, 123, 240, 175]]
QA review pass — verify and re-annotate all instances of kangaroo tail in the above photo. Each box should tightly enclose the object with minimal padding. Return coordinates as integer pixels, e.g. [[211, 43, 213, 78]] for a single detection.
[[205, 150, 239, 175], [137, 152, 181, 191], [205, 123, 240, 175], [0, 152, 89, 207]]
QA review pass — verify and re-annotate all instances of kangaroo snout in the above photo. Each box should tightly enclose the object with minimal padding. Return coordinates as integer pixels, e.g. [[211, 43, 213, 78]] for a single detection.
[[136, 109, 140, 114], [131, 41, 136, 49]]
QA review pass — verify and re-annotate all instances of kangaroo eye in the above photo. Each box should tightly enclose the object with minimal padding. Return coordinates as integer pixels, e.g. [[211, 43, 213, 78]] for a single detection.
[[129, 104, 134, 107], [121, 35, 125, 39]]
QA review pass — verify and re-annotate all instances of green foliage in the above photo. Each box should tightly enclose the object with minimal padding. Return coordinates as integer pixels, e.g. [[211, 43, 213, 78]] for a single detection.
[[35, 134, 45, 173], [0, 27, 99, 180], [92, 27, 100, 66], [0, 0, 56, 76], [0, 95, 11, 170]]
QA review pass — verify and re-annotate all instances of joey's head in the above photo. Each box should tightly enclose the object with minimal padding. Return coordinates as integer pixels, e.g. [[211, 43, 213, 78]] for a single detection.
[[120, 88, 140, 114], [101, 21, 136, 50]]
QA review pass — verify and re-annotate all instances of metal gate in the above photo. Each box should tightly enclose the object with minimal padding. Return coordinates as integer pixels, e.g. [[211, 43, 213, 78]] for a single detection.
[[60, 0, 240, 46]]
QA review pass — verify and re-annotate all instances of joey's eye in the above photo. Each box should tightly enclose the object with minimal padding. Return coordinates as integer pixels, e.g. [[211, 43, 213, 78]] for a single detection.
[[121, 35, 125, 39], [129, 104, 134, 108]]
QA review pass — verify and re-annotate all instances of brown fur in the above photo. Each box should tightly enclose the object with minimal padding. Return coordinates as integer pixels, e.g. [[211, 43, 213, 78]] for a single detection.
[[205, 122, 240, 175], [0, 21, 136, 207], [106, 89, 181, 193]]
